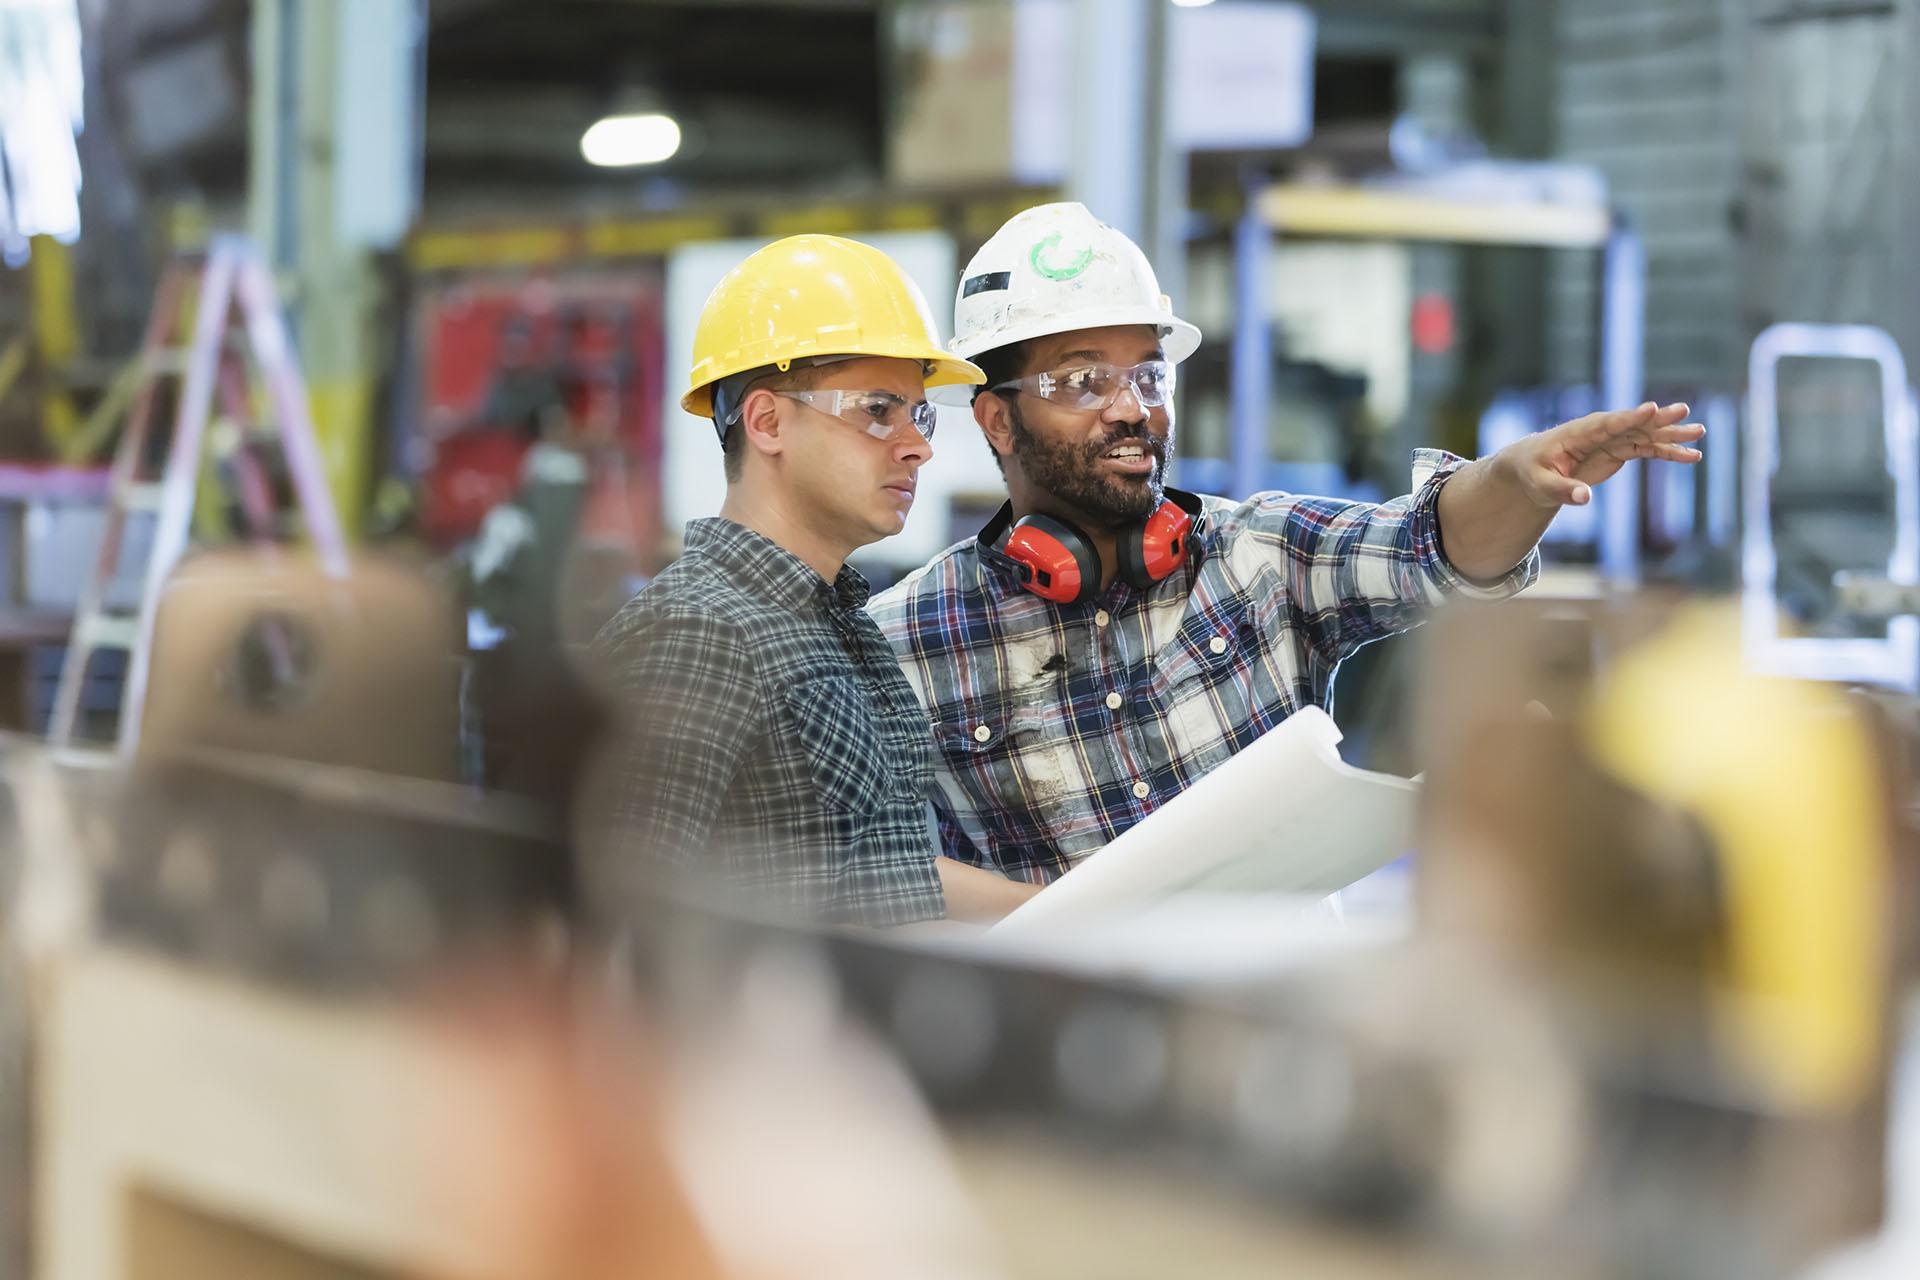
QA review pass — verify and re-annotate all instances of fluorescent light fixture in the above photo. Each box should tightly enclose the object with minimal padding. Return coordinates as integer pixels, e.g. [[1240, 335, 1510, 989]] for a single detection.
[[0, 0, 85, 255], [1171, 0, 1216, 7], [581, 112, 682, 168]]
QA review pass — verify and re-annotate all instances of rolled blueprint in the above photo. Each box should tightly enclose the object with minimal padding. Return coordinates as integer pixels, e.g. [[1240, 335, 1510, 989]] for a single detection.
[[994, 708, 1417, 933]]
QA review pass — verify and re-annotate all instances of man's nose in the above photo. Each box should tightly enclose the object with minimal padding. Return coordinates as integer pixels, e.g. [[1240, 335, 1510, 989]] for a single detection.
[[1101, 379, 1147, 423], [894, 427, 932, 466]]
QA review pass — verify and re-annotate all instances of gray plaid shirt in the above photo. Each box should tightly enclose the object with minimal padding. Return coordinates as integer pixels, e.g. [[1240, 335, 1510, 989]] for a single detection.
[[587, 518, 945, 927]]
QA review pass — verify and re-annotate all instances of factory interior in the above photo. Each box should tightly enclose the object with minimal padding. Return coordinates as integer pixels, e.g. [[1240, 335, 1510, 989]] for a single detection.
[[5, 0, 1920, 1276]]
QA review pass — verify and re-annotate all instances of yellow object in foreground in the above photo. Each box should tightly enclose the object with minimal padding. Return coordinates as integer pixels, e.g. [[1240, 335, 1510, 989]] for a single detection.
[[1588, 606, 1889, 1111]]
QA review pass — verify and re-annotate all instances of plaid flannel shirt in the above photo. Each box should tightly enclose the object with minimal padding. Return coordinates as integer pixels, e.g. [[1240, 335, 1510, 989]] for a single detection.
[[868, 450, 1538, 883], [587, 518, 946, 927]]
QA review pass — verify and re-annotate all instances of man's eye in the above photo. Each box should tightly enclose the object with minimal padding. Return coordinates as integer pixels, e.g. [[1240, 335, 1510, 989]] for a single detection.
[[1062, 367, 1105, 394], [860, 397, 895, 420]]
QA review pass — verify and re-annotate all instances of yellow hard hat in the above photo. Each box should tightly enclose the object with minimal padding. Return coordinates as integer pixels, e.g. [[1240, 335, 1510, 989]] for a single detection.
[[682, 234, 984, 423]]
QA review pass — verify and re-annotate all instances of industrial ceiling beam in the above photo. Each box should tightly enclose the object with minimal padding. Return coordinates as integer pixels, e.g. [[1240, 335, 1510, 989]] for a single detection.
[[1310, 0, 1502, 58]]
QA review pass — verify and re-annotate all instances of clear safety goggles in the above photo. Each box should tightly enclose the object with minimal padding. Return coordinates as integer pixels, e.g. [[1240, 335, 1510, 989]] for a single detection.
[[774, 389, 938, 442], [992, 358, 1176, 412]]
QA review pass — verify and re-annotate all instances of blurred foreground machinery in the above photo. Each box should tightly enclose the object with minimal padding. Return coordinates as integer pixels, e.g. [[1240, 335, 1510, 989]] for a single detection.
[[807, 596, 1919, 1278], [0, 550, 580, 1278], [0, 565, 1914, 1278]]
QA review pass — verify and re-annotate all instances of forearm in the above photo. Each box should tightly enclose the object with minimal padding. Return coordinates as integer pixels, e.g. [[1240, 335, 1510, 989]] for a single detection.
[[936, 857, 1043, 923], [1433, 451, 1556, 582]]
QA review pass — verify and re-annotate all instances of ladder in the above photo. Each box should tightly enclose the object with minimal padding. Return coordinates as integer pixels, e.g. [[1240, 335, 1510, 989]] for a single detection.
[[48, 235, 349, 755]]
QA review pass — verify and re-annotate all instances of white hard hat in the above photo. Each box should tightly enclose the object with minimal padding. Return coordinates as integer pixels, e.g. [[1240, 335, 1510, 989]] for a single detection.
[[949, 202, 1202, 365]]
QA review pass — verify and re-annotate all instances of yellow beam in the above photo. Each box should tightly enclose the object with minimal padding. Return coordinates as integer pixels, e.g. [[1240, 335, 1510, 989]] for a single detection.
[[407, 190, 1063, 272], [28, 235, 78, 363], [60, 356, 143, 465], [308, 375, 373, 540], [0, 338, 28, 406], [1259, 184, 1613, 249], [409, 226, 578, 273], [878, 202, 942, 231], [761, 204, 866, 238], [166, 201, 213, 253], [583, 215, 729, 258], [28, 235, 81, 448]]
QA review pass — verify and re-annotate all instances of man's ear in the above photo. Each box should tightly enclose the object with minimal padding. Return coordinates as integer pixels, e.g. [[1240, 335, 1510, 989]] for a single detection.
[[974, 394, 1016, 465], [738, 387, 787, 462]]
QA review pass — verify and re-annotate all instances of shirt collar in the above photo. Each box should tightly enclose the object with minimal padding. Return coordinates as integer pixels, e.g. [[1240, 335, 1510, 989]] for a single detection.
[[683, 517, 871, 610]]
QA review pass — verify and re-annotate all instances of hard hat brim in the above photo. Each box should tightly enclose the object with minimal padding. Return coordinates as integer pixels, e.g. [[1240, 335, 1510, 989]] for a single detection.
[[947, 308, 1203, 366], [683, 346, 985, 420]]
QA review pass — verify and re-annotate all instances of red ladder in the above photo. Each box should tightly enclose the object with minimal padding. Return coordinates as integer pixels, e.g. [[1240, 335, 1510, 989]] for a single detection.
[[48, 235, 348, 754]]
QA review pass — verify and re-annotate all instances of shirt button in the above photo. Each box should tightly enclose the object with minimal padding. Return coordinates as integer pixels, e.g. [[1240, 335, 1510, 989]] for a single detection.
[[1132, 780, 1151, 800], [1105, 692, 1122, 710], [1209, 635, 1228, 655], [973, 724, 992, 743], [1094, 610, 1111, 628]]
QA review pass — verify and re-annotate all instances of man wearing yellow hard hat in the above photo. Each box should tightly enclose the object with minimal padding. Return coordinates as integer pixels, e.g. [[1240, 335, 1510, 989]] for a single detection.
[[585, 234, 1042, 927]]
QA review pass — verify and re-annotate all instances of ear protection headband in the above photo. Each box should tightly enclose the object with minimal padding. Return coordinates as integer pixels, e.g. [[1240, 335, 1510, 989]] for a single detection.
[[979, 489, 1206, 606]]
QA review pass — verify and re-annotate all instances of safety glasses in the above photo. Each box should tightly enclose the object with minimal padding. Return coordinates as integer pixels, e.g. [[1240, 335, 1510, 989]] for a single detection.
[[773, 389, 938, 442], [993, 358, 1176, 412]]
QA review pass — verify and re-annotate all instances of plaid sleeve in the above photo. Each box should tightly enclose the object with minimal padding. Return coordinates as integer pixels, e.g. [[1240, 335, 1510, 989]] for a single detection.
[[1246, 448, 1538, 662], [594, 612, 764, 890]]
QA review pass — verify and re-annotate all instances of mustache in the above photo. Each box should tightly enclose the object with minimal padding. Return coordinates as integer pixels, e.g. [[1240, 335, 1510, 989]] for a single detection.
[[1084, 423, 1168, 460], [1005, 399, 1172, 472]]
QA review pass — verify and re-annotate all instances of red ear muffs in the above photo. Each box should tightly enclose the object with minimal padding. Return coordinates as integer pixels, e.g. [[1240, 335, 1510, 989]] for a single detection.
[[1116, 498, 1195, 590], [1004, 513, 1102, 605], [980, 490, 1205, 606]]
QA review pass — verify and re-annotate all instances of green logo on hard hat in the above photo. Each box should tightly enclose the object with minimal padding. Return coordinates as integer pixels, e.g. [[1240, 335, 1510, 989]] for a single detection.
[[1030, 233, 1094, 282]]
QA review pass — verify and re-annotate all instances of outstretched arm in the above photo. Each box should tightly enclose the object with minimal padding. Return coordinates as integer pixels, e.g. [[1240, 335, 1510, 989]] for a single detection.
[[1437, 401, 1704, 581]]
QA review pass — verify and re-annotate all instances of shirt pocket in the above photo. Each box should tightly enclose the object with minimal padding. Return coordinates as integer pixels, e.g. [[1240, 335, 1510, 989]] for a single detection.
[[935, 698, 1085, 842], [781, 675, 893, 822], [1145, 601, 1269, 778]]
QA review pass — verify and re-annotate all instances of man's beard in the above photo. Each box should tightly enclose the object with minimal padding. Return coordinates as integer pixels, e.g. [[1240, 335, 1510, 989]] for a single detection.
[[1007, 401, 1173, 528]]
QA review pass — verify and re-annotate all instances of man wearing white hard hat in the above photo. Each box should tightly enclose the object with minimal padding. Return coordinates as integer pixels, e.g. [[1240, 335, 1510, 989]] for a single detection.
[[869, 202, 1703, 886]]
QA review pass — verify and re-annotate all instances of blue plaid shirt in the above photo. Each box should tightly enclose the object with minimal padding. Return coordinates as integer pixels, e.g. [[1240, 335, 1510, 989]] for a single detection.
[[867, 450, 1538, 883]]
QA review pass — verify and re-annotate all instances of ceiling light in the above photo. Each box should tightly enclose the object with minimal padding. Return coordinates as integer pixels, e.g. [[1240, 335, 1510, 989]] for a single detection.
[[1171, 0, 1216, 7], [581, 112, 682, 168]]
